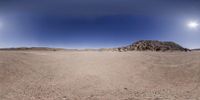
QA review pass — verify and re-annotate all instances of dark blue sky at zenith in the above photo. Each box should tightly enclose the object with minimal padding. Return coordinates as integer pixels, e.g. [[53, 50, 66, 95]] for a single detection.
[[0, 0, 200, 49]]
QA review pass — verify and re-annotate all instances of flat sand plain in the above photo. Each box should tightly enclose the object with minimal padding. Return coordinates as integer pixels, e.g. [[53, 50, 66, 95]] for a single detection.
[[0, 51, 200, 100]]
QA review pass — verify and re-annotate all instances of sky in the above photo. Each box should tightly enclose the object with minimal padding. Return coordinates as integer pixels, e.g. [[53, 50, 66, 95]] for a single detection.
[[0, 0, 200, 49]]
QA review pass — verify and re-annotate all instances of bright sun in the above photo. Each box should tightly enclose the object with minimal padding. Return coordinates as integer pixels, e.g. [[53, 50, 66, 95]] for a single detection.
[[187, 21, 199, 28]]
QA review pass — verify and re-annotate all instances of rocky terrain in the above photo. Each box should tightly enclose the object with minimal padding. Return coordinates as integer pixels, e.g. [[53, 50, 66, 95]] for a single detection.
[[0, 40, 199, 100], [0, 51, 200, 100], [117, 40, 190, 52]]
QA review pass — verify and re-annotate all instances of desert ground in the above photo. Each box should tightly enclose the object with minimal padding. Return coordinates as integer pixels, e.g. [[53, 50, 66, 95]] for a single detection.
[[0, 50, 200, 100]]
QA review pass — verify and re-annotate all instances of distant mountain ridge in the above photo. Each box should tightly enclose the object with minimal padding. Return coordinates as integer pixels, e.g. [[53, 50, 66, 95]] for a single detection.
[[0, 47, 67, 51], [0, 40, 191, 52], [192, 49, 200, 51], [117, 40, 190, 52]]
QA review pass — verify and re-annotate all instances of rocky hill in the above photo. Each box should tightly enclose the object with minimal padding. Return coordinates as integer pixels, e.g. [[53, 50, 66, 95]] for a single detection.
[[117, 40, 190, 52]]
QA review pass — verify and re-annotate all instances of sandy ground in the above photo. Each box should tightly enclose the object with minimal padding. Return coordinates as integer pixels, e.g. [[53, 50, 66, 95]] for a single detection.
[[0, 51, 200, 100]]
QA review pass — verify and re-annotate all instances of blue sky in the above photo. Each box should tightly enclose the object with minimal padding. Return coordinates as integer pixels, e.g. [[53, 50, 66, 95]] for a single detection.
[[0, 0, 200, 49]]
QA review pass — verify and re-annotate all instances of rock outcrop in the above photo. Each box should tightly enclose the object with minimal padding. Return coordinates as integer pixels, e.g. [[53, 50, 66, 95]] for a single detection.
[[117, 40, 190, 52]]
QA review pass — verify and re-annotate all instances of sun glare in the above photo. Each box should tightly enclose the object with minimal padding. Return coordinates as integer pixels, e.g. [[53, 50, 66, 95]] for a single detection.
[[187, 21, 199, 28]]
